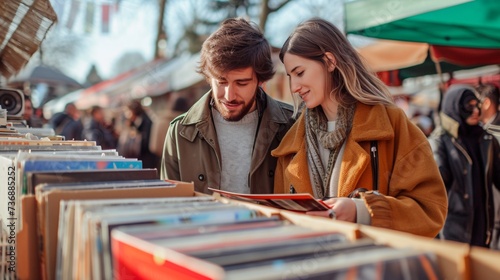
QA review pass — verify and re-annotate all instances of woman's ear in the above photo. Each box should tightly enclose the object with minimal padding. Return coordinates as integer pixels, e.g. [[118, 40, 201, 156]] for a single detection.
[[324, 52, 336, 72]]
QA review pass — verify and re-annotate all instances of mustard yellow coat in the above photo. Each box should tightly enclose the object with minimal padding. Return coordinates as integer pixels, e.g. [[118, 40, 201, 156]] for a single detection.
[[272, 102, 448, 237]]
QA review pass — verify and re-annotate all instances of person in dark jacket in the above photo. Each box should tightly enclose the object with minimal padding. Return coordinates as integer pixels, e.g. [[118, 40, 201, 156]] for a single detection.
[[49, 102, 83, 140], [161, 18, 294, 194], [429, 84, 500, 248], [82, 105, 117, 150]]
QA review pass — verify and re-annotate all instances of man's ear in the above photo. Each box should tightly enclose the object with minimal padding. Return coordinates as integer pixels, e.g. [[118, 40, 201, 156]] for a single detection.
[[324, 52, 336, 72], [482, 98, 491, 110]]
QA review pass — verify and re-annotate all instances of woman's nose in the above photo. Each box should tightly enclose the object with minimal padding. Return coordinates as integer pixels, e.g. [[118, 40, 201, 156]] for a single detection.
[[290, 79, 301, 94]]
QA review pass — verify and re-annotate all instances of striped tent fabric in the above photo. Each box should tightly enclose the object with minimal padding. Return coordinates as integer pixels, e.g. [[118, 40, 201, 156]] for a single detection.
[[0, 0, 57, 80]]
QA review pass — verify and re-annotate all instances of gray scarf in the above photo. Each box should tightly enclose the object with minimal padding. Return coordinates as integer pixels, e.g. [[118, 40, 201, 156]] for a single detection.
[[305, 104, 355, 198]]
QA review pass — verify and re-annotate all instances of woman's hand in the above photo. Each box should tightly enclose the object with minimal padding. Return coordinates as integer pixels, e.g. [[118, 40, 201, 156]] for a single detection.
[[307, 197, 357, 222]]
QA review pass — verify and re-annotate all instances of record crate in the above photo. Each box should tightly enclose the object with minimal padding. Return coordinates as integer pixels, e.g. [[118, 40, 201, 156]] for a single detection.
[[14, 184, 500, 280], [216, 195, 500, 280]]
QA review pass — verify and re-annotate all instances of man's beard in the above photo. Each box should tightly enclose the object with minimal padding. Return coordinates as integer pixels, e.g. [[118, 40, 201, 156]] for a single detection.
[[213, 90, 258, 122]]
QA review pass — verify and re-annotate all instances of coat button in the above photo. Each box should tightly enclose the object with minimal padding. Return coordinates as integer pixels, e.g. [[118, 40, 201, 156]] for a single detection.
[[463, 169, 467, 175], [268, 170, 274, 177], [464, 194, 469, 199], [198, 174, 205, 181]]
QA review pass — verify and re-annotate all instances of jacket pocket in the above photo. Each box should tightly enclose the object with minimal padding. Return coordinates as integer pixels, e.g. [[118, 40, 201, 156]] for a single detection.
[[447, 189, 468, 215]]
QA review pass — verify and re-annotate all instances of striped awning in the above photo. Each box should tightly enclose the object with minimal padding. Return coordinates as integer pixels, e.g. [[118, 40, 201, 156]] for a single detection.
[[0, 0, 57, 80]]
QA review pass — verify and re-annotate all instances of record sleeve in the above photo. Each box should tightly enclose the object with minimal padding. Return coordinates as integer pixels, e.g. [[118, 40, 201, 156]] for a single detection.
[[149, 224, 338, 254], [27, 168, 158, 194], [209, 187, 330, 211], [20, 157, 143, 194], [224, 245, 442, 280], [112, 230, 225, 280], [190, 232, 351, 267], [114, 215, 283, 241]]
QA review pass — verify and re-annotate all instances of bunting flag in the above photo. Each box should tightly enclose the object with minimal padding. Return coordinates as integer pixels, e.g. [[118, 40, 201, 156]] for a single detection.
[[101, 3, 111, 34], [60, 0, 117, 35], [84, 1, 95, 34], [114, 0, 123, 13], [66, 0, 81, 30]]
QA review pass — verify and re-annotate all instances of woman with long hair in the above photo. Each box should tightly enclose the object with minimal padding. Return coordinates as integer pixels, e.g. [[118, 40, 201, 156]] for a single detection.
[[272, 18, 447, 237]]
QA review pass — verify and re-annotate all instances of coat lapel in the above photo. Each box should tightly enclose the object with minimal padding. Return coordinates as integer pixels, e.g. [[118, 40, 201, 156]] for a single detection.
[[178, 92, 220, 155], [338, 103, 394, 196], [338, 139, 370, 197], [251, 95, 283, 174]]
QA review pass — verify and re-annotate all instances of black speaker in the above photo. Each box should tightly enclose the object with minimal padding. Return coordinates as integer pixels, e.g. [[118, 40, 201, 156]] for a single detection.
[[0, 88, 25, 117]]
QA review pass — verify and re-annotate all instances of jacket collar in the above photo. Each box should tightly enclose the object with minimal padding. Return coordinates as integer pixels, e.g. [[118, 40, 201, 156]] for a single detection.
[[180, 92, 212, 126], [272, 102, 395, 156], [440, 112, 460, 139], [350, 102, 394, 142]]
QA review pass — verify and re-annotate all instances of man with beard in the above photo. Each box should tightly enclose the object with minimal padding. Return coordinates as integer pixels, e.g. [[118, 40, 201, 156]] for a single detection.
[[161, 18, 294, 194]]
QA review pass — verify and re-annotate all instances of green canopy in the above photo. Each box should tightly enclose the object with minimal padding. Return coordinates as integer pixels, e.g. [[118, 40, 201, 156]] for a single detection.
[[398, 55, 481, 80], [345, 0, 500, 48]]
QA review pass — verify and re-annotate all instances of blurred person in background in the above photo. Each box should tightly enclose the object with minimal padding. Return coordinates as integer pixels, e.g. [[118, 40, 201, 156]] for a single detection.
[[476, 83, 500, 250], [149, 97, 189, 164], [161, 18, 294, 194], [477, 83, 500, 137], [429, 84, 500, 248], [410, 114, 435, 137], [82, 105, 117, 150], [49, 102, 83, 140], [22, 95, 44, 128], [118, 100, 158, 169]]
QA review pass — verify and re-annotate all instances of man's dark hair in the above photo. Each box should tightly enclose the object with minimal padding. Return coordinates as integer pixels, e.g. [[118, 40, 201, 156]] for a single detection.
[[198, 17, 275, 83], [126, 100, 144, 116], [477, 83, 500, 107], [64, 103, 75, 111]]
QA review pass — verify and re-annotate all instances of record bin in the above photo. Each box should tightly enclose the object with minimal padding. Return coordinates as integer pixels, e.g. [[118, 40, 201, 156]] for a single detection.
[[106, 194, 498, 280], [7, 176, 500, 280]]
